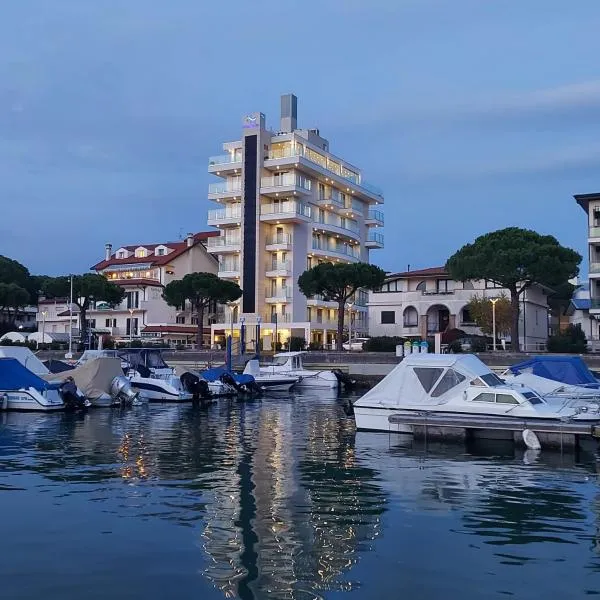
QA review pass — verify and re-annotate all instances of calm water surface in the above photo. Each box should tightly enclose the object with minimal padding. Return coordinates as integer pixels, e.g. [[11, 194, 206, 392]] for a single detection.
[[1, 391, 600, 599]]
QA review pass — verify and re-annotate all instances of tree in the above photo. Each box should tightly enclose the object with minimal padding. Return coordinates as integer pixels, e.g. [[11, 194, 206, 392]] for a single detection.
[[446, 228, 581, 351], [298, 262, 386, 351], [465, 293, 512, 338], [547, 324, 587, 354], [42, 274, 125, 349], [162, 272, 242, 348], [0, 282, 30, 324]]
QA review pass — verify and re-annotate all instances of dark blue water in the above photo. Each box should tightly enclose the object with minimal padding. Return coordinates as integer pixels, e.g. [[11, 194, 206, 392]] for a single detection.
[[1, 391, 600, 599]]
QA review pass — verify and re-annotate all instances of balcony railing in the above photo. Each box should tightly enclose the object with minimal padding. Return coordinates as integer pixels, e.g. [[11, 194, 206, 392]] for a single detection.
[[266, 145, 384, 199], [312, 239, 360, 259], [261, 201, 311, 218], [266, 233, 292, 246], [207, 236, 241, 248], [207, 206, 242, 221], [315, 215, 360, 234], [208, 153, 241, 166], [218, 261, 240, 272], [261, 173, 311, 191], [590, 262, 600, 273], [367, 232, 384, 244], [209, 181, 242, 195], [266, 261, 291, 272], [367, 209, 384, 224], [591, 299, 600, 309], [263, 313, 292, 324], [265, 287, 292, 300], [590, 227, 600, 238]]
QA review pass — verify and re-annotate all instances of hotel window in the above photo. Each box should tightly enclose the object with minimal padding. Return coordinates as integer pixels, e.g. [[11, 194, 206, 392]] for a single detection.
[[381, 311, 395, 324], [484, 280, 502, 289], [436, 279, 450, 292], [191, 317, 198, 325], [117, 251, 125, 259], [105, 318, 116, 328], [87, 319, 96, 329], [157, 248, 165, 256], [318, 183, 326, 200], [403, 307, 418, 327], [126, 318, 139, 337], [461, 308, 474, 324], [176, 316, 185, 324], [416, 281, 426, 292]]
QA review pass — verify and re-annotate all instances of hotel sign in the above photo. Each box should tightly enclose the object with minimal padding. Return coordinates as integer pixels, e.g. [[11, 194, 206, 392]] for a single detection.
[[242, 112, 263, 129]]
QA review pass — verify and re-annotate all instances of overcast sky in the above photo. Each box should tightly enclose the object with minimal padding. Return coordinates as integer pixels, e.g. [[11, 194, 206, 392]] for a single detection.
[[1, 0, 599, 276]]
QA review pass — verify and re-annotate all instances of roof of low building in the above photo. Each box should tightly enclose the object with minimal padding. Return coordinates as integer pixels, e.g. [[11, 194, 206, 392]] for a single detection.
[[106, 278, 164, 288], [386, 266, 448, 279], [91, 231, 219, 271], [142, 325, 211, 335]]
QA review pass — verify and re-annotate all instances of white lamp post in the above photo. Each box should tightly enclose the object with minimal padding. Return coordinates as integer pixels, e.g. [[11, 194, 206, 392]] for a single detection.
[[346, 302, 354, 351], [66, 274, 73, 358], [39, 310, 48, 350], [129, 308, 134, 343], [490, 298, 498, 352]]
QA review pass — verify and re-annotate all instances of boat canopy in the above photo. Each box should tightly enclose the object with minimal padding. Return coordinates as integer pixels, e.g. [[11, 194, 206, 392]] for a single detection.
[[0, 347, 49, 375], [0, 358, 59, 392], [355, 354, 500, 407], [119, 349, 169, 370], [508, 356, 599, 388]]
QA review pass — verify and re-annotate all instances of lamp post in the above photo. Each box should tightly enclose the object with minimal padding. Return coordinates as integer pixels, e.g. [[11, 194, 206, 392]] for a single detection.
[[257, 316, 262, 358], [129, 308, 134, 343], [490, 298, 498, 352], [66, 274, 74, 358], [40, 310, 47, 350]]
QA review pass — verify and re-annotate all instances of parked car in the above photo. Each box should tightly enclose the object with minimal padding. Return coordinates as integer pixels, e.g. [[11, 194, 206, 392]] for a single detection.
[[342, 338, 368, 351]]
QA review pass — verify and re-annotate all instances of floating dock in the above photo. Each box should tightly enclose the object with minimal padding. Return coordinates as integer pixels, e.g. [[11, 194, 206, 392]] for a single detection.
[[387, 412, 600, 450]]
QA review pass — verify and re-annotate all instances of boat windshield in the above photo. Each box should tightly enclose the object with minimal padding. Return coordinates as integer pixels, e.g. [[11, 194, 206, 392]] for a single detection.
[[272, 356, 289, 366], [480, 373, 504, 387]]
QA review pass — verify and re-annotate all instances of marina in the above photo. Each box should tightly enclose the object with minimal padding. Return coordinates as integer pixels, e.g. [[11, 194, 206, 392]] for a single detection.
[[2, 392, 600, 599]]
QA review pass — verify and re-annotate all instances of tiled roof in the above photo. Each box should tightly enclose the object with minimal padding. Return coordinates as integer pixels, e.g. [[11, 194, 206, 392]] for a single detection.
[[386, 266, 448, 279], [91, 231, 219, 271]]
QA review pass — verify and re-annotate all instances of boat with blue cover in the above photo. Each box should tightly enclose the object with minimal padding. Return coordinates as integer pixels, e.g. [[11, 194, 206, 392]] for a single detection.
[[0, 357, 67, 411]]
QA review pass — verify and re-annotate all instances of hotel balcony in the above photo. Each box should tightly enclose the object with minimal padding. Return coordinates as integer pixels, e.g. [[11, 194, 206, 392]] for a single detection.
[[365, 231, 384, 249], [208, 153, 242, 176], [590, 263, 600, 278], [365, 209, 384, 227], [265, 233, 292, 251], [207, 206, 242, 227], [218, 261, 241, 279], [264, 145, 384, 204], [307, 294, 337, 308], [263, 313, 292, 325], [208, 181, 242, 201], [260, 173, 312, 197], [591, 299, 600, 312], [265, 287, 293, 303], [265, 261, 291, 278], [206, 236, 241, 254], [313, 218, 360, 242], [260, 201, 312, 223], [311, 240, 360, 262]]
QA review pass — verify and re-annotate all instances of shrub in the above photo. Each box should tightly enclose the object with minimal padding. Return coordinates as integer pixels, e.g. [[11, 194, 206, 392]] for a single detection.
[[288, 337, 306, 351], [363, 336, 405, 352], [308, 341, 323, 351], [547, 324, 587, 354]]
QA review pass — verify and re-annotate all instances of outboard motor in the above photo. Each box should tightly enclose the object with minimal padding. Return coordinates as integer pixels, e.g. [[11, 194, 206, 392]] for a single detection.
[[110, 376, 141, 406], [58, 377, 90, 411], [180, 372, 211, 404]]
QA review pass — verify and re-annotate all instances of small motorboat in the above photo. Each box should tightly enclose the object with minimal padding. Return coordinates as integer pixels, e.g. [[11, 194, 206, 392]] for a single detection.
[[243, 359, 298, 392], [354, 354, 600, 433], [0, 357, 87, 411], [261, 352, 350, 389], [199, 366, 261, 397]]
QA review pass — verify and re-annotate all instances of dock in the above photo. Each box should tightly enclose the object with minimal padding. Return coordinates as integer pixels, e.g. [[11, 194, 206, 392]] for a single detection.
[[387, 411, 600, 450]]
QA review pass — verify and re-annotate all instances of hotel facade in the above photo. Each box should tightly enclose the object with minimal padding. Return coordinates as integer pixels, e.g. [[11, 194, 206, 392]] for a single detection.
[[207, 94, 384, 349]]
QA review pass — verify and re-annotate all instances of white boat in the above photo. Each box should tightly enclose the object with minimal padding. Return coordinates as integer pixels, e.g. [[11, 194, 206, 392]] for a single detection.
[[261, 352, 340, 389], [354, 354, 600, 433], [0, 357, 66, 411], [244, 359, 298, 392]]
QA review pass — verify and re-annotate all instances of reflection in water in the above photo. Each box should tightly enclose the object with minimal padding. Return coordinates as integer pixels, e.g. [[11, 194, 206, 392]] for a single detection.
[[2, 396, 600, 598]]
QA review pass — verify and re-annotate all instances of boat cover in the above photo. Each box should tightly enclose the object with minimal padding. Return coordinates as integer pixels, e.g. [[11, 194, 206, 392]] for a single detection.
[[43, 358, 123, 401], [507, 372, 599, 396], [44, 359, 75, 374], [355, 354, 493, 408], [0, 357, 59, 392], [0, 347, 49, 375], [202, 365, 255, 386], [508, 356, 599, 388]]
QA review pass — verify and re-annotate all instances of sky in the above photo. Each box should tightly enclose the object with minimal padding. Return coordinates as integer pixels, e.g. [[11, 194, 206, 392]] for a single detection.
[[1, 0, 599, 276]]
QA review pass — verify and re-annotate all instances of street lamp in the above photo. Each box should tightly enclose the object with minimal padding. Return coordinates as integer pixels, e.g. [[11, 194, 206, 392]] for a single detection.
[[39, 310, 48, 350], [129, 308, 135, 343], [490, 298, 498, 352]]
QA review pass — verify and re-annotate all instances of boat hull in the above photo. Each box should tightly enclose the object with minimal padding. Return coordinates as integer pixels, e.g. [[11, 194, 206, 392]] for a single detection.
[[0, 388, 64, 412], [130, 378, 192, 402], [295, 371, 338, 389], [255, 378, 297, 392]]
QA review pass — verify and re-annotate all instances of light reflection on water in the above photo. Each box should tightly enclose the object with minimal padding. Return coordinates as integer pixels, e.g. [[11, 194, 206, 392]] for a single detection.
[[0, 393, 600, 599]]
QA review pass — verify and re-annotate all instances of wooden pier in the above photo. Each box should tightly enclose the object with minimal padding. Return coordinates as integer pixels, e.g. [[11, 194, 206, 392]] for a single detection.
[[387, 412, 600, 450]]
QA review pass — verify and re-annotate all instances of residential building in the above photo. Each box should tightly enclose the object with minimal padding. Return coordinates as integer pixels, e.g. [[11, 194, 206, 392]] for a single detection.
[[565, 277, 600, 349], [38, 232, 219, 346], [207, 94, 384, 349], [368, 267, 550, 351], [575, 193, 600, 345], [0, 305, 37, 330]]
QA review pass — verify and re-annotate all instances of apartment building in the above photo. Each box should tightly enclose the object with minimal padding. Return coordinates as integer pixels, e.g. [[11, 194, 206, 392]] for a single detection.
[[38, 232, 219, 346], [368, 267, 550, 351], [207, 94, 384, 349]]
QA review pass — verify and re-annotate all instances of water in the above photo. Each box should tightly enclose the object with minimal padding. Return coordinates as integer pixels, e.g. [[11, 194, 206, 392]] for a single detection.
[[1, 391, 600, 599]]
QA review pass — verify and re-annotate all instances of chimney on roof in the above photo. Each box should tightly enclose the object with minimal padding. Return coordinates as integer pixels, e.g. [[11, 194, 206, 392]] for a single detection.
[[280, 93, 297, 133], [105, 243, 112, 261], [186, 233, 194, 247]]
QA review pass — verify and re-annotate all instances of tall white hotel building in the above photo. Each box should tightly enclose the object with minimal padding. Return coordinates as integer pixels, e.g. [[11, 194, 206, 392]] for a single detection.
[[207, 94, 384, 349]]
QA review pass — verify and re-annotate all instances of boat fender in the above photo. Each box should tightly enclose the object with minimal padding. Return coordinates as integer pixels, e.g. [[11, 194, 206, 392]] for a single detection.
[[522, 428, 541, 451]]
